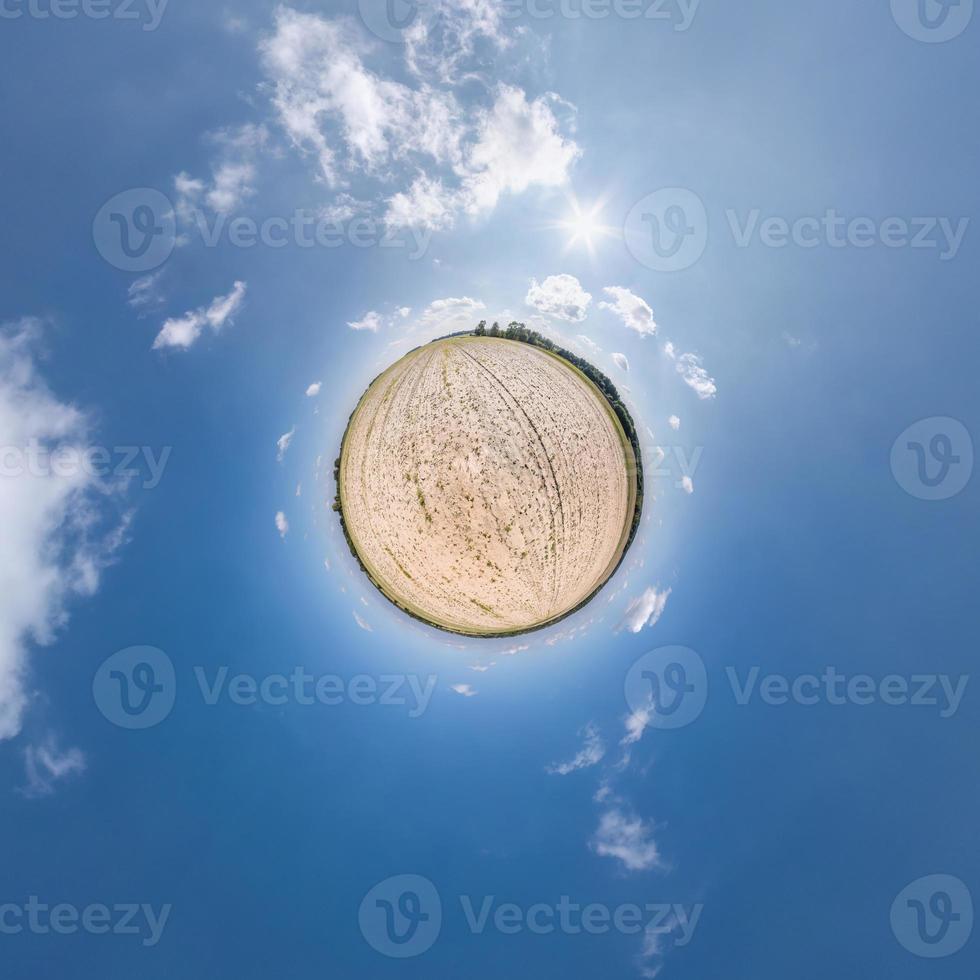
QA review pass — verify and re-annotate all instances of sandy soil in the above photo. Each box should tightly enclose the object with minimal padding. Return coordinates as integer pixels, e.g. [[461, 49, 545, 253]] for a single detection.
[[339, 336, 637, 636]]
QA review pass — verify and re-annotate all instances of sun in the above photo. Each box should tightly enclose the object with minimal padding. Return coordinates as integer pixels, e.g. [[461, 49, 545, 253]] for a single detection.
[[555, 197, 616, 254]]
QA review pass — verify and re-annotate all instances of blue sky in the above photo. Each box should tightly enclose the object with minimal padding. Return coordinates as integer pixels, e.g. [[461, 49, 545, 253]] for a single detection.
[[0, 0, 977, 977]]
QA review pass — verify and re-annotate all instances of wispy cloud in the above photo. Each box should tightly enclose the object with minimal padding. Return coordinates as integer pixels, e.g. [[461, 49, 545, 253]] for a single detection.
[[20, 737, 86, 798], [676, 352, 717, 400], [259, 9, 579, 231], [153, 281, 247, 351], [0, 319, 130, 740], [275, 511, 289, 539], [277, 427, 296, 462], [617, 587, 671, 634], [547, 723, 606, 775]]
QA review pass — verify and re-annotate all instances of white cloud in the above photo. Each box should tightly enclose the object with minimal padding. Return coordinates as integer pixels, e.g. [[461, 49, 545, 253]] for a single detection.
[[276, 427, 295, 462], [353, 611, 373, 632], [600, 287, 656, 337], [681, 476, 694, 495], [174, 124, 268, 219], [611, 352, 630, 373], [260, 9, 579, 231], [306, 382, 322, 397], [547, 723, 606, 775], [676, 352, 717, 400], [451, 683, 478, 697], [21, 737, 86, 798], [416, 297, 486, 336], [404, 0, 510, 82], [668, 415, 681, 431], [663, 341, 676, 360], [459, 85, 581, 218], [275, 511, 289, 538], [591, 808, 661, 872], [153, 281, 247, 351], [0, 320, 130, 740], [622, 706, 653, 747], [386, 174, 459, 231], [618, 587, 671, 634], [525, 275, 592, 322], [127, 272, 164, 311], [348, 311, 383, 333]]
